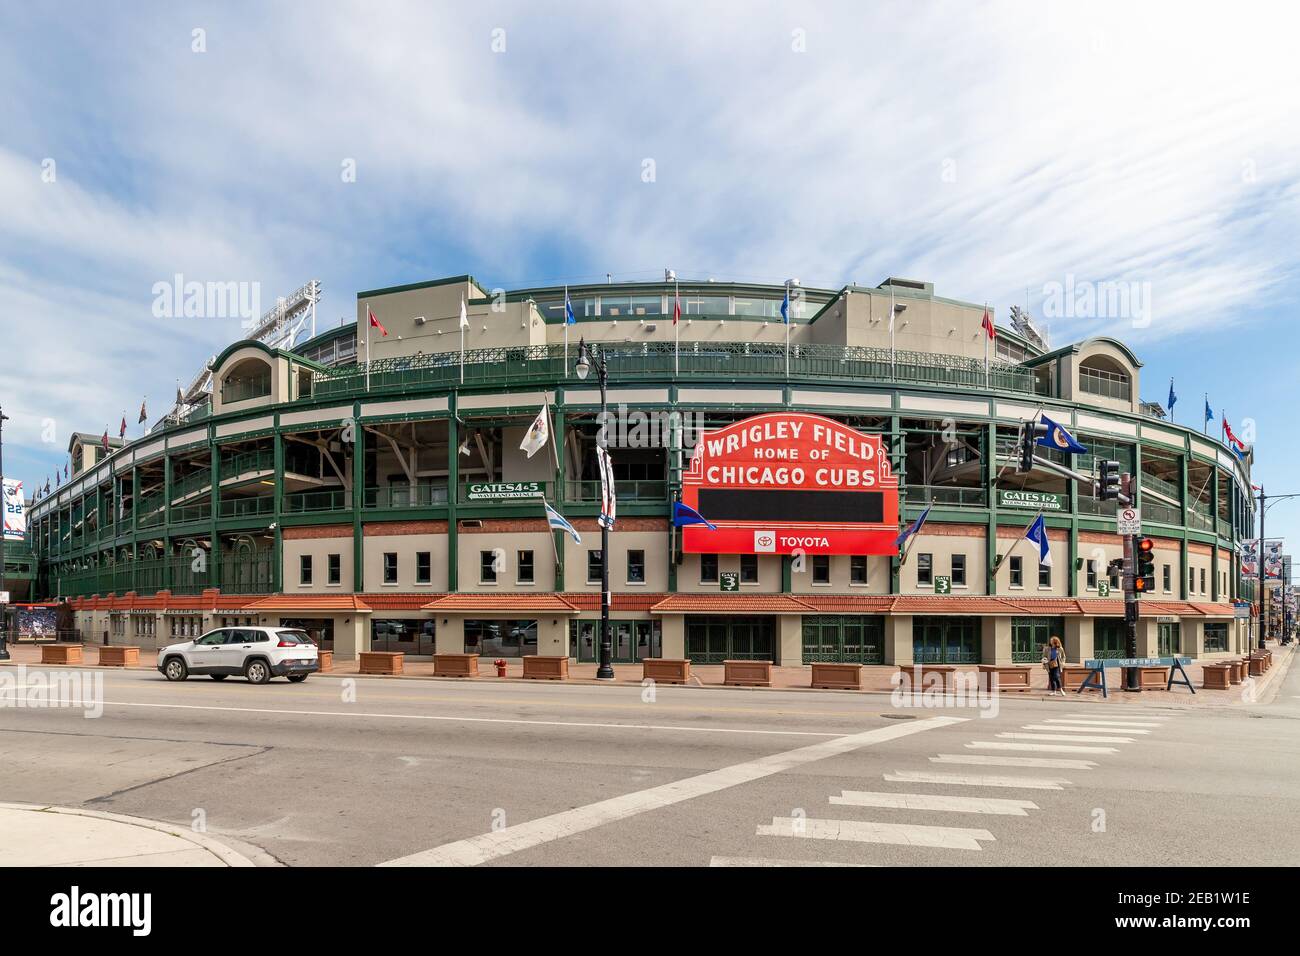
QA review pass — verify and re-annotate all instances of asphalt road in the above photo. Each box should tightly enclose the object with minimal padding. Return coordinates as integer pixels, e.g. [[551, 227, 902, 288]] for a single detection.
[[1, 653, 1297, 866]]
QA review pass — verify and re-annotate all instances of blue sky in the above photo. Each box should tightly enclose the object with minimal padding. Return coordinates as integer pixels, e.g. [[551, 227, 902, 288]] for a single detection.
[[2, 1, 1299, 554]]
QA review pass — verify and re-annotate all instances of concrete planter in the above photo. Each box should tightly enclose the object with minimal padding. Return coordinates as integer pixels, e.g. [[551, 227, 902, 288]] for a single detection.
[[96, 646, 139, 668], [896, 664, 954, 693], [1201, 663, 1232, 690], [317, 650, 333, 673], [41, 644, 84, 665], [642, 658, 691, 684], [1062, 666, 1094, 691], [522, 655, 569, 680], [1229, 660, 1246, 684], [978, 664, 1032, 692], [1247, 656, 1265, 677], [723, 659, 772, 687], [810, 662, 863, 690], [1131, 666, 1169, 690], [433, 653, 479, 678], [359, 651, 404, 675]]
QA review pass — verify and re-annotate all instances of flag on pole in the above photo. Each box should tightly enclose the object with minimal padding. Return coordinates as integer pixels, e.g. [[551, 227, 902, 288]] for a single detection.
[[138, 398, 147, 424], [1036, 415, 1088, 454], [596, 445, 617, 530], [1223, 416, 1248, 454], [119, 416, 127, 439], [368, 308, 388, 336], [1025, 513, 1052, 566], [563, 286, 575, 378], [673, 281, 681, 377], [672, 501, 716, 530], [519, 405, 550, 459], [781, 283, 791, 378], [1167, 378, 1177, 416], [980, 307, 996, 340], [1204, 396, 1213, 435], [895, 504, 931, 550], [459, 295, 469, 384], [175, 383, 184, 406], [101, 429, 110, 452], [543, 500, 582, 545]]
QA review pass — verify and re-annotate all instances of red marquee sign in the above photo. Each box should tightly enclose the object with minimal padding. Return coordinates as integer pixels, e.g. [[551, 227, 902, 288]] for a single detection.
[[681, 412, 900, 556]]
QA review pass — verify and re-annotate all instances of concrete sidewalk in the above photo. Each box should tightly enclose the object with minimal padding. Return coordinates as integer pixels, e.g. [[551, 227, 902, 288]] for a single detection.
[[0, 803, 263, 866], [2, 640, 1291, 706]]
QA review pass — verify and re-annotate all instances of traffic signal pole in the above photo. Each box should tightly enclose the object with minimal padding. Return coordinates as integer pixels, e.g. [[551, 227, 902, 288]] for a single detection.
[[1124, 530, 1139, 691]]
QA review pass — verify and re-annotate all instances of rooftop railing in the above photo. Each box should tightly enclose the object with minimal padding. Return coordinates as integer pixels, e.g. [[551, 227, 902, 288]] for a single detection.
[[311, 342, 1040, 399]]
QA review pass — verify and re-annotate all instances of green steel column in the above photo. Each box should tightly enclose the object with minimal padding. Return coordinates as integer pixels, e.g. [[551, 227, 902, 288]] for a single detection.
[[272, 421, 284, 594], [352, 401, 365, 592], [665, 385, 677, 594], [1210, 466, 1220, 602], [209, 436, 221, 591], [986, 421, 998, 596], [1179, 446, 1189, 601], [446, 395, 458, 593], [1067, 432, 1078, 598], [890, 413, 902, 595], [553, 397, 565, 593], [162, 454, 174, 592]]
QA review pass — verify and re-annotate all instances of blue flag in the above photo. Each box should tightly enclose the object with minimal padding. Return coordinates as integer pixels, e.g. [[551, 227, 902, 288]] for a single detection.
[[1167, 379, 1177, 414], [1025, 514, 1052, 567], [780, 289, 790, 324], [564, 289, 576, 326], [673, 501, 717, 530], [543, 500, 581, 544], [1036, 415, 1087, 454], [895, 505, 931, 549], [1204, 398, 1213, 423]]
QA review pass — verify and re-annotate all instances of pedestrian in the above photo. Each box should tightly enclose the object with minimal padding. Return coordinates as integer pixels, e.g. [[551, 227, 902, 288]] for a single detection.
[[1044, 635, 1066, 696]]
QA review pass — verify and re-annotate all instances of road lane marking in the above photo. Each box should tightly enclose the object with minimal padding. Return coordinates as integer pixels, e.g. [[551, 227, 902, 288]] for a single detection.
[[376, 716, 967, 866], [996, 732, 1134, 743], [757, 817, 995, 850], [1043, 720, 1160, 729], [1065, 712, 1171, 719], [967, 741, 1118, 754], [709, 856, 873, 867], [883, 770, 1069, 790], [931, 754, 1098, 770], [831, 790, 1039, 814], [1021, 724, 1150, 734], [71, 700, 850, 738]]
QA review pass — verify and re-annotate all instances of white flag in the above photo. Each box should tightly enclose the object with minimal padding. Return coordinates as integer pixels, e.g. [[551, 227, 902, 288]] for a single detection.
[[459, 295, 469, 330], [520, 407, 549, 458]]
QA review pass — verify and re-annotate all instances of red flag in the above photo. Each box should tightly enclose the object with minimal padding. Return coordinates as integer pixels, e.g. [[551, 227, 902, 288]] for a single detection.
[[101, 430, 110, 451], [368, 309, 388, 337], [119, 416, 127, 439], [1223, 417, 1247, 451], [673, 289, 681, 326], [981, 308, 995, 340], [138, 399, 147, 423]]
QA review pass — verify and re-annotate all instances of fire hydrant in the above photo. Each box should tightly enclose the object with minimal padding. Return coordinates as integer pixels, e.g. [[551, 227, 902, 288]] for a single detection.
[[494, 658, 507, 678]]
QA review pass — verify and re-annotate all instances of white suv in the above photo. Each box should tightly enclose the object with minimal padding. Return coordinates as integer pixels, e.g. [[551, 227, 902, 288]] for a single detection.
[[158, 627, 319, 684]]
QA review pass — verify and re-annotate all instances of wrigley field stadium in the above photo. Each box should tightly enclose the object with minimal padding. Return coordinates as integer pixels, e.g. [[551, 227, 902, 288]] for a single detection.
[[23, 274, 1260, 668]]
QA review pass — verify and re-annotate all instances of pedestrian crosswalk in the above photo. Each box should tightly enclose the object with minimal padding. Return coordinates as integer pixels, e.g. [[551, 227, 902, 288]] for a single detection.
[[723, 704, 1180, 866]]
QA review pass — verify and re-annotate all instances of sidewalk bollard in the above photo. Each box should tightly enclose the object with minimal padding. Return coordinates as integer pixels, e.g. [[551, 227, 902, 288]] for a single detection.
[[494, 658, 507, 678]]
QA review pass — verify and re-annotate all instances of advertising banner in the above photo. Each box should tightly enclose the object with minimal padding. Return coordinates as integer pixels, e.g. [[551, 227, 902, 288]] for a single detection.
[[2, 478, 24, 541], [681, 412, 899, 555], [1263, 539, 1284, 579]]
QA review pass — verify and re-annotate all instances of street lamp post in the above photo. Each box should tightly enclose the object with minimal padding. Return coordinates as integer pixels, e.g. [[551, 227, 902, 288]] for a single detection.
[[0, 407, 10, 660], [1254, 488, 1300, 650], [575, 339, 614, 680]]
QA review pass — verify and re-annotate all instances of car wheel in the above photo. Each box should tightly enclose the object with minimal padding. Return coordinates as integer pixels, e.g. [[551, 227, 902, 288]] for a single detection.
[[287, 674, 308, 683], [163, 657, 188, 681], [245, 659, 271, 684], [210, 674, 228, 681]]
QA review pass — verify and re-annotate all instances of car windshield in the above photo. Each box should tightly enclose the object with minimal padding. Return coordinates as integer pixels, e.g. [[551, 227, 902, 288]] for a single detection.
[[275, 629, 315, 645]]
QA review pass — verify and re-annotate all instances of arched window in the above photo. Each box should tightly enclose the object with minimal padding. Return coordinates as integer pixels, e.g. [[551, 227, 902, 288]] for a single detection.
[[221, 357, 272, 403], [1078, 355, 1131, 401]]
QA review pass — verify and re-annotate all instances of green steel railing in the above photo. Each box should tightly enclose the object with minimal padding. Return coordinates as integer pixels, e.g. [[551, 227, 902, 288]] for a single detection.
[[171, 470, 212, 501], [283, 488, 350, 513], [219, 496, 275, 518], [52, 550, 275, 598], [364, 483, 450, 509], [905, 485, 987, 508], [221, 448, 275, 477], [220, 378, 272, 404], [1140, 471, 1183, 503], [169, 501, 212, 524], [311, 342, 1040, 398], [564, 479, 668, 503]]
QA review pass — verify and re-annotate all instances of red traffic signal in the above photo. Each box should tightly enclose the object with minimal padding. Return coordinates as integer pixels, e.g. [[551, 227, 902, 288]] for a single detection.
[[1133, 536, 1156, 593]]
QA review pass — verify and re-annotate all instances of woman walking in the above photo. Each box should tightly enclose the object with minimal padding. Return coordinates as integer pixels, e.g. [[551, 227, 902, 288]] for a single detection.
[[1044, 635, 1067, 696]]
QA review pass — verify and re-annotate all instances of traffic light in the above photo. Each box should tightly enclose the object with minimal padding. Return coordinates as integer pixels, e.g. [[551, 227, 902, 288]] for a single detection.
[[1133, 535, 1156, 594], [1098, 459, 1121, 501], [1016, 421, 1046, 474]]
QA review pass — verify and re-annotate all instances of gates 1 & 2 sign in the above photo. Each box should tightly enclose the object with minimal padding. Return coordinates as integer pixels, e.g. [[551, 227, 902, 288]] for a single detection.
[[681, 412, 900, 556]]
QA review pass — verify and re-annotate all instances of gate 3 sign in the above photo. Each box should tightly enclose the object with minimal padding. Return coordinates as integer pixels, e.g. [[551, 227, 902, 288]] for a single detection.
[[681, 412, 900, 555]]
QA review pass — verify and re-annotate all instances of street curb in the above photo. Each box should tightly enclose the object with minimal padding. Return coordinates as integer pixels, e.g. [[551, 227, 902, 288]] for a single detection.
[[0, 802, 260, 866]]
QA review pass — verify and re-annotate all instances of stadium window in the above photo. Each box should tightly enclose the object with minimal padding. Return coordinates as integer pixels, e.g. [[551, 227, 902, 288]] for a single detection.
[[627, 550, 646, 584], [812, 554, 831, 585], [416, 551, 432, 585], [327, 553, 341, 586], [587, 550, 603, 585], [300, 554, 312, 586], [850, 555, 868, 585], [383, 552, 398, 585], [479, 551, 498, 585], [700, 553, 719, 583], [917, 553, 933, 586], [739, 554, 759, 583], [951, 554, 966, 587], [1087, 559, 1098, 590], [1200, 568, 1206, 594], [1039, 563, 1051, 588], [517, 550, 534, 585], [1162, 564, 1171, 592], [1009, 556, 1023, 588]]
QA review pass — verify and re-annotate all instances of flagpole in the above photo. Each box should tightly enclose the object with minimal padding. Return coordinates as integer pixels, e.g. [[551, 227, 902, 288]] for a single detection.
[[784, 280, 791, 379], [674, 277, 680, 378], [991, 508, 1046, 576], [546, 394, 561, 472], [1203, 394, 1209, 436], [898, 499, 932, 567], [460, 295, 466, 385], [984, 302, 990, 387], [365, 300, 371, 393], [889, 286, 896, 380], [563, 285, 569, 380]]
